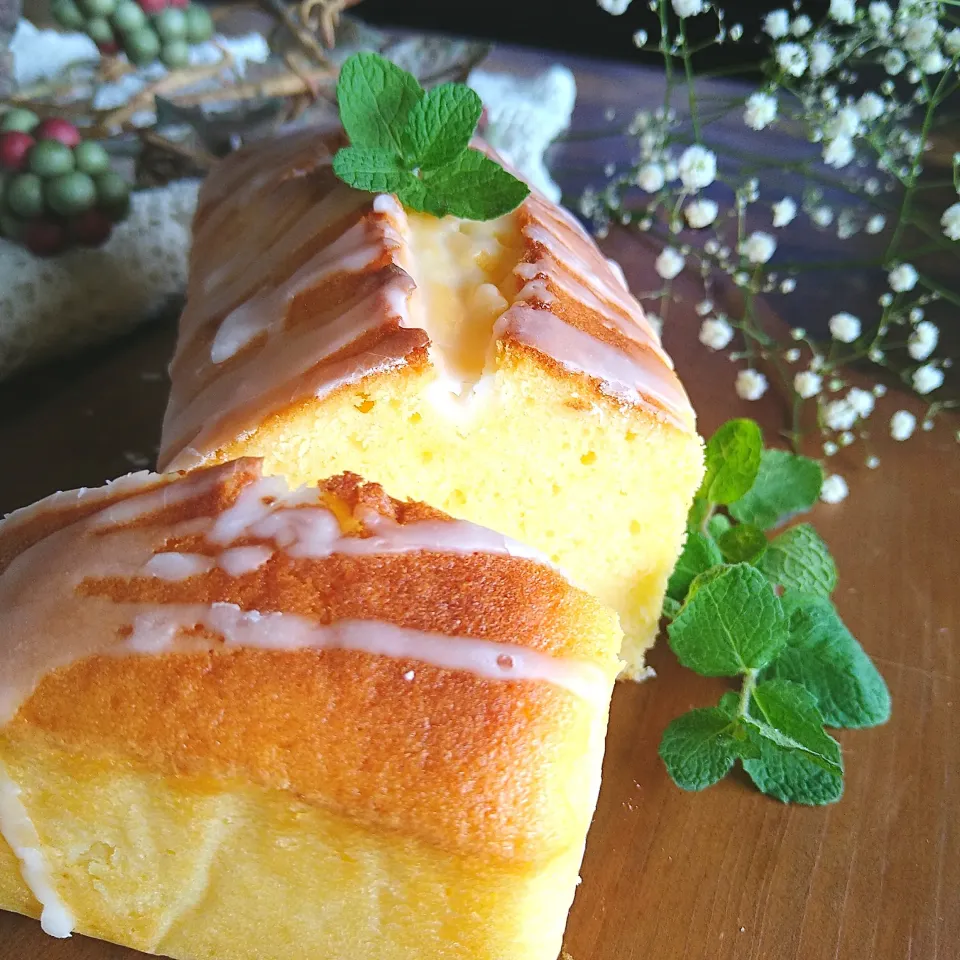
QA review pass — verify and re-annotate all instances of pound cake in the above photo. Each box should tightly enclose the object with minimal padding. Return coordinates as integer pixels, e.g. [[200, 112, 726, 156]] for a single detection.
[[0, 459, 622, 960], [158, 128, 703, 676]]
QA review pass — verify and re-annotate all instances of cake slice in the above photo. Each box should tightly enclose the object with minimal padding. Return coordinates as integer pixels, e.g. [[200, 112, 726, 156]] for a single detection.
[[157, 128, 703, 677], [0, 459, 622, 960]]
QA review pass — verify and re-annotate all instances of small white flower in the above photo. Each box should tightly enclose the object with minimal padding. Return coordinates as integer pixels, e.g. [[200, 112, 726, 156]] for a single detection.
[[809, 40, 835, 77], [633, 29, 648, 46], [904, 16, 938, 53], [824, 136, 856, 168], [597, 0, 632, 13], [677, 145, 717, 191], [945, 28, 960, 57], [866, 455, 880, 469], [685, 198, 719, 228], [829, 311, 862, 342], [888, 263, 918, 292], [820, 474, 849, 504], [736, 369, 769, 400], [794, 370, 823, 398], [884, 49, 906, 75], [699, 317, 735, 350], [695, 299, 714, 316], [764, 9, 790, 38], [908, 321, 939, 361], [636, 162, 666, 192], [869, 1, 892, 25], [865, 214, 887, 234], [792, 327, 806, 340], [824, 399, 858, 430], [672, 0, 705, 17], [890, 409, 916, 440], [922, 419, 934, 432], [823, 441, 838, 456], [791, 14, 812, 35], [921, 49, 947, 74], [847, 387, 875, 417], [740, 231, 777, 263], [912, 364, 944, 394], [776, 42, 808, 77], [780, 277, 797, 293], [909, 307, 924, 323], [744, 91, 778, 130], [656, 247, 685, 280], [828, 0, 855, 24], [826, 106, 861, 140], [646, 312, 663, 336], [811, 205, 834, 227], [857, 92, 885, 122], [873, 383, 887, 397], [771, 196, 797, 227], [941, 202, 960, 241], [907, 66, 922, 84], [864, 177, 881, 196], [837, 210, 859, 240], [786, 347, 801, 362]]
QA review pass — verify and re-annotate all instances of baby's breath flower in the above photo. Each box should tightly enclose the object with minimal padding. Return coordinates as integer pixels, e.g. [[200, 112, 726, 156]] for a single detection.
[[824, 399, 858, 430], [903, 16, 938, 54], [633, 29, 649, 46], [772, 196, 797, 227], [811, 205, 835, 227], [695, 299, 713, 316], [598, 0, 632, 13], [866, 455, 880, 469], [736, 369, 769, 400], [869, 1, 891, 26], [883, 49, 906, 75], [922, 419, 934, 432], [920, 49, 947, 74], [890, 409, 916, 440], [776, 41, 808, 77], [909, 307, 924, 323], [839, 431, 855, 446], [685, 197, 719, 228], [941, 202, 960, 241], [672, 0, 705, 18], [873, 383, 887, 397], [824, 136, 855, 168], [837, 210, 858, 239], [791, 14, 812, 36], [847, 387, 875, 418], [780, 277, 797, 293], [828, 0, 855, 25], [677, 145, 717, 190], [823, 441, 839, 456], [656, 247, 685, 280], [912, 364, 944, 394], [699, 316, 735, 350], [636, 162, 666, 192], [791, 327, 806, 340], [809, 40, 835, 77], [865, 214, 886, 234], [829, 312, 861, 342], [888, 263, 918, 292], [794, 370, 823, 398], [945, 29, 960, 57], [786, 347, 801, 362], [908, 321, 939, 361], [740, 231, 777, 263], [744, 91, 778, 130], [820, 474, 849, 504], [764, 9, 790, 38], [856, 93, 885, 122]]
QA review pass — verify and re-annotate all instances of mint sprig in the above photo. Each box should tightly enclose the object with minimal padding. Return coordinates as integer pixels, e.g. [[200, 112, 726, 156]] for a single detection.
[[333, 52, 530, 221], [659, 419, 890, 806]]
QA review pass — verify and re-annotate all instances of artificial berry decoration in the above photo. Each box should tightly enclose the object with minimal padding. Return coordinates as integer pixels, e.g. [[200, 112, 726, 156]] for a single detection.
[[50, 0, 215, 67], [0, 111, 131, 256]]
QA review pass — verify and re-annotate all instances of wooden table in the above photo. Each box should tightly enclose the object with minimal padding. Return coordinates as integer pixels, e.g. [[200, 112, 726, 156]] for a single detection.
[[1, 47, 958, 960]]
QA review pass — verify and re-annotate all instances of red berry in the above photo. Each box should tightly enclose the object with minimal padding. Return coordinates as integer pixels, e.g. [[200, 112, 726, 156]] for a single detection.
[[98, 40, 120, 54], [138, 0, 168, 12], [33, 118, 82, 148], [69, 209, 114, 247], [0, 131, 35, 172], [23, 220, 69, 257]]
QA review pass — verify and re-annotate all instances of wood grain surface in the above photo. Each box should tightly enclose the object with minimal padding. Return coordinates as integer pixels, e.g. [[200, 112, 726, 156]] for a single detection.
[[1, 46, 957, 960]]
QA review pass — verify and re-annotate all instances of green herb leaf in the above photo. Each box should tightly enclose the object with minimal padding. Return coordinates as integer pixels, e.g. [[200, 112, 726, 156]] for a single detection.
[[742, 679, 844, 804], [409, 148, 530, 220], [336, 52, 423, 154], [668, 564, 787, 676], [698, 419, 764, 505], [764, 592, 891, 728], [659, 703, 741, 791], [729, 449, 824, 530], [759, 523, 837, 597], [707, 513, 733, 539], [401, 82, 483, 169], [717, 523, 768, 564], [332, 147, 418, 193], [661, 595, 682, 620], [666, 530, 724, 602]]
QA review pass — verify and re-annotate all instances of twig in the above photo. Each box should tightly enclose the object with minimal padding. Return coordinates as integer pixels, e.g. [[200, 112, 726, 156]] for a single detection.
[[167, 66, 335, 107], [139, 129, 217, 170], [259, 0, 332, 67]]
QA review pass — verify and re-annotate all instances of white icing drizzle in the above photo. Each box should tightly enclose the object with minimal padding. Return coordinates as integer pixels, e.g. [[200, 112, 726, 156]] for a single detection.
[[0, 760, 75, 938], [143, 552, 215, 581], [217, 545, 273, 576]]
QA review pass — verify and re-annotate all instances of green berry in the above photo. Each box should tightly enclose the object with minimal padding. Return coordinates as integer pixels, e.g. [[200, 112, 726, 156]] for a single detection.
[[6, 173, 45, 218], [50, 0, 86, 29], [94, 171, 130, 219], [45, 172, 97, 216], [123, 26, 161, 65], [85, 17, 116, 47], [0, 211, 24, 240], [79, 0, 117, 17], [110, 0, 147, 33], [154, 7, 187, 41], [28, 139, 76, 178], [160, 39, 190, 68], [183, 5, 213, 43], [73, 141, 111, 176], [0, 109, 39, 134]]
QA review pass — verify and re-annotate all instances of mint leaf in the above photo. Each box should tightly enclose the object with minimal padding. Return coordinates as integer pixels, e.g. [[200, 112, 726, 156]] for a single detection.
[[668, 564, 787, 676], [662, 595, 682, 620], [332, 147, 417, 193], [337, 52, 423, 154], [760, 523, 837, 597], [659, 703, 741, 790], [412, 148, 530, 220], [708, 513, 733, 539], [765, 592, 891, 728], [402, 83, 482, 169], [729, 449, 823, 530], [698, 419, 763, 505], [667, 530, 723, 602], [717, 523, 768, 564], [743, 679, 843, 804]]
